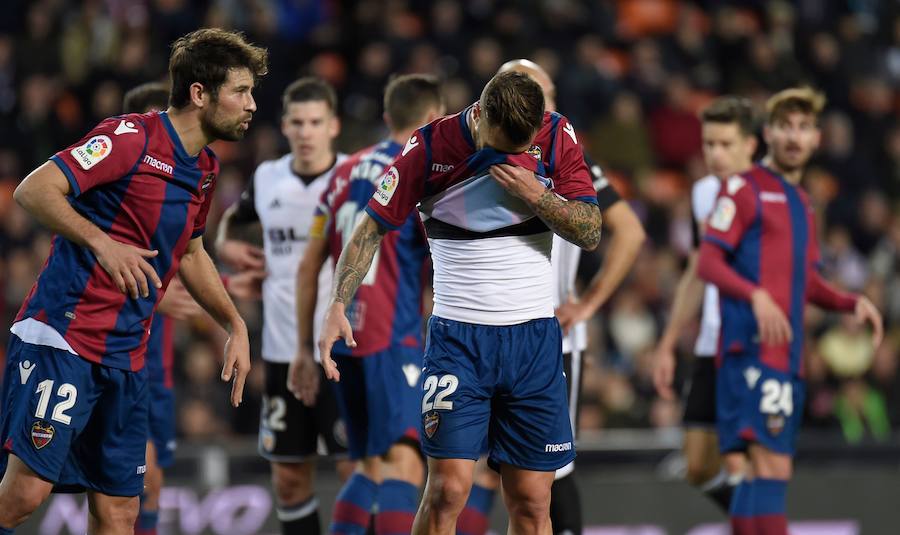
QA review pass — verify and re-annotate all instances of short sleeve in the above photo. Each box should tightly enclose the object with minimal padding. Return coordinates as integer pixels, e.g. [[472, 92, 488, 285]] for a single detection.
[[365, 129, 429, 230], [50, 116, 148, 197], [550, 118, 597, 205], [702, 175, 758, 252]]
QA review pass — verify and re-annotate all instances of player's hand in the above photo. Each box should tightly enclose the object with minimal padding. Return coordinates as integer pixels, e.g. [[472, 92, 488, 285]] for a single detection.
[[226, 269, 266, 300], [751, 289, 792, 346], [555, 297, 592, 335], [318, 302, 356, 382], [93, 236, 162, 299], [489, 164, 546, 204], [157, 277, 204, 320], [217, 240, 266, 271], [651, 345, 677, 401], [854, 296, 883, 349], [287, 348, 320, 407], [221, 323, 251, 407]]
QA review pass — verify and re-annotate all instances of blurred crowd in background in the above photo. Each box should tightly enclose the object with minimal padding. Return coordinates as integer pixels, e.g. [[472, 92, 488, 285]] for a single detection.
[[0, 0, 899, 447]]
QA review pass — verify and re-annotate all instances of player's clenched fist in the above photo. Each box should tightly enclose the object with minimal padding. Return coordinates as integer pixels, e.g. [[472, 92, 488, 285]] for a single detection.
[[317, 302, 357, 382], [93, 236, 162, 299]]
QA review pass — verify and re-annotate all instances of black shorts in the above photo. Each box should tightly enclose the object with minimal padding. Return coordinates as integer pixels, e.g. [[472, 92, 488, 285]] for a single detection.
[[562, 352, 585, 438], [683, 356, 717, 428], [258, 361, 348, 462]]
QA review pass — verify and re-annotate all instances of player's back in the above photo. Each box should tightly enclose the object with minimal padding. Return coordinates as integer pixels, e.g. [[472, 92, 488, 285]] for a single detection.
[[366, 105, 595, 326], [709, 164, 816, 375], [319, 140, 429, 356], [15, 111, 218, 371]]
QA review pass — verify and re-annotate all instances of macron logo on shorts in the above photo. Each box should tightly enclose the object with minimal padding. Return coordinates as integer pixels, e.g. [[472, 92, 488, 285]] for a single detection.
[[545, 442, 572, 453]]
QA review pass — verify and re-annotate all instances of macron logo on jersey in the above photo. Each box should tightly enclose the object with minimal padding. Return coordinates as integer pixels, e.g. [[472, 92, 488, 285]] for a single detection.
[[563, 122, 578, 144], [143, 154, 174, 175], [18, 360, 35, 384], [402, 135, 419, 156]]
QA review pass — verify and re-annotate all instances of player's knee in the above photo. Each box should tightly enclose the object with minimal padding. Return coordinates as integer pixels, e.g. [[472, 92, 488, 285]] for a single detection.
[[0, 489, 44, 525], [92, 495, 139, 530], [424, 473, 470, 513], [271, 462, 313, 504], [504, 483, 551, 523]]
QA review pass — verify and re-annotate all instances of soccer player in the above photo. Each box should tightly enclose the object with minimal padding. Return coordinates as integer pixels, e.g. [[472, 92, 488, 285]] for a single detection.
[[122, 81, 266, 535], [216, 77, 351, 535], [697, 87, 883, 534], [288, 74, 444, 535], [320, 71, 602, 535], [650, 96, 757, 512], [454, 59, 647, 535], [0, 28, 263, 534]]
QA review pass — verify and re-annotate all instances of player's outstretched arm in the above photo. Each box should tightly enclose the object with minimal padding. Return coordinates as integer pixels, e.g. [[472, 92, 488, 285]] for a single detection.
[[557, 200, 645, 333], [651, 251, 706, 400], [288, 235, 330, 406], [489, 163, 602, 250], [318, 213, 388, 381], [179, 237, 250, 408], [15, 162, 162, 299], [807, 270, 883, 348]]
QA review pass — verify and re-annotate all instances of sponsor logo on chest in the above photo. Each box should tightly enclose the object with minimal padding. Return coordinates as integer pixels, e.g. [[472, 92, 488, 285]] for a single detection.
[[143, 154, 174, 175]]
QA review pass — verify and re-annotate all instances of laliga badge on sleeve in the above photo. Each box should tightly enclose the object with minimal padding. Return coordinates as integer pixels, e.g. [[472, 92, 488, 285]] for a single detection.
[[70, 135, 112, 170], [31, 421, 55, 450], [709, 196, 737, 232], [423, 411, 440, 439], [374, 166, 400, 206]]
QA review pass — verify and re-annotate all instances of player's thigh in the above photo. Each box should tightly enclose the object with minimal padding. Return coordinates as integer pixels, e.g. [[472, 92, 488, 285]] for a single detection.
[[65, 365, 149, 497], [422, 456, 476, 508], [498, 463, 554, 513], [490, 319, 574, 472], [258, 361, 324, 462], [0, 337, 100, 486], [420, 317, 494, 462], [683, 428, 721, 483], [747, 443, 792, 480]]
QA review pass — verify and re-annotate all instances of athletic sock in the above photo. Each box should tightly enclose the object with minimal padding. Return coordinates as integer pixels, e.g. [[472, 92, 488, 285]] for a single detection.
[[331, 473, 378, 535], [753, 478, 789, 535], [729, 480, 755, 535], [134, 507, 159, 535], [456, 483, 494, 535], [277, 495, 321, 535], [374, 479, 418, 535], [549, 473, 582, 535], [699, 469, 739, 513]]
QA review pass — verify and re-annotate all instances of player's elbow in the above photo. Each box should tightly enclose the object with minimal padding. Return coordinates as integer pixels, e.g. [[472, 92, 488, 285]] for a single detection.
[[578, 207, 603, 251]]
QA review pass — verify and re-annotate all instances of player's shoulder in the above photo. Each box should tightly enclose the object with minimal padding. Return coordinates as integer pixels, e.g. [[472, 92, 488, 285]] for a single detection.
[[427, 107, 475, 153], [692, 174, 721, 200], [90, 112, 152, 147], [254, 153, 292, 180]]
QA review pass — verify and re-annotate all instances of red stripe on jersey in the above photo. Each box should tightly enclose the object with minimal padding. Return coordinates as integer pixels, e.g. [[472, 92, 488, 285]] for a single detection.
[[756, 174, 793, 373]]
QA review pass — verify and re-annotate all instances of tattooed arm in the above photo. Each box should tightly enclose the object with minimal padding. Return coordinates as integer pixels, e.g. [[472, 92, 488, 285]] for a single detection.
[[489, 163, 602, 250], [317, 213, 388, 381]]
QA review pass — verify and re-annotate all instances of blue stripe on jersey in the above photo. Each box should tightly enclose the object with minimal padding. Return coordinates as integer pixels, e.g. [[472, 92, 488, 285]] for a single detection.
[[390, 217, 428, 348], [105, 178, 191, 358], [51, 155, 82, 196], [782, 177, 809, 375], [459, 107, 475, 149], [574, 195, 599, 205], [145, 313, 165, 382], [546, 112, 562, 176], [421, 123, 435, 195], [365, 205, 400, 231]]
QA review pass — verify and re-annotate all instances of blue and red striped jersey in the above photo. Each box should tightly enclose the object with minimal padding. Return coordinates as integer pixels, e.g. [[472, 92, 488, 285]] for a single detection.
[[16, 111, 218, 371], [364, 105, 598, 233], [314, 139, 430, 356], [702, 164, 819, 376]]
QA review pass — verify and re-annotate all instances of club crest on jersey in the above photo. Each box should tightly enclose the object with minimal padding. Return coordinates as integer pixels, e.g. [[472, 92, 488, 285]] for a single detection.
[[526, 145, 543, 161], [70, 135, 112, 170], [374, 166, 399, 206], [31, 421, 54, 449], [260, 428, 275, 452], [767, 414, 785, 436], [423, 411, 440, 439]]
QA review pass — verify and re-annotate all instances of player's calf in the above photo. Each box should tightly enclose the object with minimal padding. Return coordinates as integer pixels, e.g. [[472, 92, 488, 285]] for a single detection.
[[414, 458, 475, 535], [271, 461, 321, 535]]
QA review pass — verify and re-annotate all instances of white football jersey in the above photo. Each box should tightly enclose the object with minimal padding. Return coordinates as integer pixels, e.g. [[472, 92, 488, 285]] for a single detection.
[[692, 175, 722, 358], [250, 153, 347, 363]]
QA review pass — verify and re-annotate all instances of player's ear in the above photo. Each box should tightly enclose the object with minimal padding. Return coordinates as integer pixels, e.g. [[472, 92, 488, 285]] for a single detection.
[[329, 115, 341, 138], [189, 82, 207, 108]]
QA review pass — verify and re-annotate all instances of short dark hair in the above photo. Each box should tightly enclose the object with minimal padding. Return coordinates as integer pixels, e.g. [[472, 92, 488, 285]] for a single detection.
[[384, 74, 443, 131], [479, 71, 545, 147], [123, 81, 170, 113], [168, 28, 268, 109], [282, 77, 338, 114], [700, 96, 757, 137], [766, 87, 826, 125]]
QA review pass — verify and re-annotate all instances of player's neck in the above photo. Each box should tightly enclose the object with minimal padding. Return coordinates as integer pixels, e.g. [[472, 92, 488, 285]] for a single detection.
[[165, 107, 210, 157], [762, 155, 803, 185], [291, 151, 335, 178], [390, 128, 417, 146]]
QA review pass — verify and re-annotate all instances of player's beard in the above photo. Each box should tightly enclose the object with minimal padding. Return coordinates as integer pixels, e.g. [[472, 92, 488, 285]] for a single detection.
[[201, 104, 249, 142]]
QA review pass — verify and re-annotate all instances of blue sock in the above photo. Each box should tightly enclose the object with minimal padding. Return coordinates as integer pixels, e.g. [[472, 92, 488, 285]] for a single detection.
[[136, 509, 159, 530], [0, 526, 14, 534], [729, 480, 755, 535], [375, 479, 418, 535], [753, 478, 789, 534], [331, 472, 378, 535], [457, 483, 495, 535]]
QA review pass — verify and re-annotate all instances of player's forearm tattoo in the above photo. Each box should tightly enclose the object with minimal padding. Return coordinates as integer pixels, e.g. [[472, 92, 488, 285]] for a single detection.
[[332, 216, 387, 304], [532, 191, 602, 249]]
